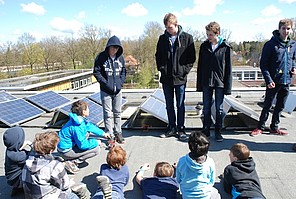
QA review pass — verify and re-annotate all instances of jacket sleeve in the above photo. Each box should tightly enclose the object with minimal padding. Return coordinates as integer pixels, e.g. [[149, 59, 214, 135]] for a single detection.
[[120, 56, 126, 86], [222, 166, 233, 194], [73, 125, 98, 150], [86, 121, 105, 137], [93, 54, 107, 85], [224, 46, 232, 95], [50, 161, 71, 191], [183, 34, 196, 75], [196, 44, 203, 92], [260, 42, 274, 85], [155, 35, 165, 72]]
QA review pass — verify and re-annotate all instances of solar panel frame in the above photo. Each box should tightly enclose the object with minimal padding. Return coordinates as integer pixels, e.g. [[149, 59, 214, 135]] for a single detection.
[[25, 91, 71, 112], [0, 90, 17, 102], [139, 96, 168, 123], [0, 98, 45, 127], [151, 89, 165, 102]]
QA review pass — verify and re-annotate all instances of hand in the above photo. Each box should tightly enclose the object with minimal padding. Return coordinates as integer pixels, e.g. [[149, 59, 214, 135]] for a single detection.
[[20, 140, 32, 150], [267, 82, 275, 89], [291, 67, 296, 75], [104, 133, 111, 139], [140, 163, 150, 171]]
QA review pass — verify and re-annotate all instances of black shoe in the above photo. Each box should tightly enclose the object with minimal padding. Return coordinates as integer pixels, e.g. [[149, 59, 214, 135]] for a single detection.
[[177, 126, 187, 141], [160, 127, 177, 138], [215, 129, 223, 142], [115, 133, 125, 144], [201, 128, 210, 138]]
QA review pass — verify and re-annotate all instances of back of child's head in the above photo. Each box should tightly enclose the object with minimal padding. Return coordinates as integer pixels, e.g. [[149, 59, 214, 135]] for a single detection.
[[71, 100, 88, 116], [106, 145, 127, 170], [279, 19, 293, 29], [188, 131, 210, 157], [230, 143, 250, 160], [154, 162, 174, 177], [33, 131, 59, 155]]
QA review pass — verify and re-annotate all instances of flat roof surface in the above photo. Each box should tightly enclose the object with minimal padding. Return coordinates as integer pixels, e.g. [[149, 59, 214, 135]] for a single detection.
[[1, 89, 296, 199]]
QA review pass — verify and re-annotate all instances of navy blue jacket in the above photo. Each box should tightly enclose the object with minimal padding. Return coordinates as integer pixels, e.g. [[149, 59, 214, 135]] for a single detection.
[[155, 25, 196, 86], [260, 30, 296, 85], [93, 35, 126, 95]]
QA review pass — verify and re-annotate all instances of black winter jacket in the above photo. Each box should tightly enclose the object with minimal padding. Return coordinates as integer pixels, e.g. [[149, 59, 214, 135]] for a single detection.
[[223, 157, 266, 199], [196, 39, 232, 95], [93, 35, 126, 95], [155, 26, 196, 86]]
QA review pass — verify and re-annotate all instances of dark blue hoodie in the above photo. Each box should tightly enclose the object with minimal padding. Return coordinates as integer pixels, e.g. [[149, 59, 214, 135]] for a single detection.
[[93, 35, 126, 95], [3, 126, 29, 186]]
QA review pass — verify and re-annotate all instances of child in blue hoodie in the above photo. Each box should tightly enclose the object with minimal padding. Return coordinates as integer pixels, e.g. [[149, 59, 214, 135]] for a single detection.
[[57, 100, 110, 174], [176, 131, 221, 199]]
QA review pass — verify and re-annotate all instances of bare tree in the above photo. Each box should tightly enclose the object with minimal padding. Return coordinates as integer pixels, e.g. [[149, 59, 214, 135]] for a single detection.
[[40, 36, 62, 71], [63, 37, 80, 69]]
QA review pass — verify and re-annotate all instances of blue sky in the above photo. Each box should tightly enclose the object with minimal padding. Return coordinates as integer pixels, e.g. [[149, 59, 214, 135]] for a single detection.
[[0, 0, 295, 44]]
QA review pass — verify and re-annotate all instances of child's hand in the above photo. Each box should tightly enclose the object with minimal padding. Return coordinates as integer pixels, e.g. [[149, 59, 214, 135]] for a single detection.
[[141, 163, 150, 171], [104, 133, 111, 139], [20, 140, 33, 150]]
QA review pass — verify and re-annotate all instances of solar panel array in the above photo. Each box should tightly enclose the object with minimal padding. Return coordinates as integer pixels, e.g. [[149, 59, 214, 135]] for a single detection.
[[0, 91, 17, 102], [26, 91, 71, 112], [0, 99, 45, 127]]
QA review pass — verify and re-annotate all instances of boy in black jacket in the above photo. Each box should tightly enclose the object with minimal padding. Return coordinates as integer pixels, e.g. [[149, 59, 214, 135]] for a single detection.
[[222, 143, 265, 199]]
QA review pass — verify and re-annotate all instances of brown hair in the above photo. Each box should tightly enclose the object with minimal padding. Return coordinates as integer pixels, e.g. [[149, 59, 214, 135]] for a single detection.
[[188, 131, 210, 157], [205, 21, 220, 35], [71, 100, 88, 116], [163, 13, 177, 26], [278, 19, 293, 29], [154, 162, 174, 177], [106, 145, 127, 170], [230, 143, 250, 160], [33, 131, 60, 155]]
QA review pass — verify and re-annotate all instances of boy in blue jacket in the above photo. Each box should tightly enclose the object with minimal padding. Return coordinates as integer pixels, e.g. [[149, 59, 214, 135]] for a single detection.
[[57, 100, 110, 174]]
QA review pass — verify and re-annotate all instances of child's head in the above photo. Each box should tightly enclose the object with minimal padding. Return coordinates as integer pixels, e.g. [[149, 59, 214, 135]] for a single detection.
[[106, 145, 127, 170], [278, 19, 293, 30], [71, 100, 89, 117], [205, 21, 220, 35], [33, 131, 59, 155], [188, 131, 210, 157], [153, 162, 174, 177], [163, 13, 177, 26], [229, 143, 250, 162]]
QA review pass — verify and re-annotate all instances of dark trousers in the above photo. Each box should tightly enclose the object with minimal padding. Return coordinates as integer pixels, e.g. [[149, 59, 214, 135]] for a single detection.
[[258, 84, 289, 130]]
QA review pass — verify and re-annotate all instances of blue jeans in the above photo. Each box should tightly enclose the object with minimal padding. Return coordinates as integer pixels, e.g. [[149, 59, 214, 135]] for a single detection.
[[258, 84, 289, 130], [202, 87, 224, 130], [162, 84, 186, 129], [101, 91, 122, 135]]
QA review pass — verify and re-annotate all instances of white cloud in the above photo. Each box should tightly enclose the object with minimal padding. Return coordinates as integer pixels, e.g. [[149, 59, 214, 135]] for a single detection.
[[279, 0, 296, 3], [251, 16, 280, 25], [261, 5, 281, 17], [50, 17, 83, 34], [77, 11, 86, 19], [20, 2, 46, 16], [121, 3, 148, 17], [0, 0, 4, 5], [223, 10, 233, 15], [182, 0, 223, 16]]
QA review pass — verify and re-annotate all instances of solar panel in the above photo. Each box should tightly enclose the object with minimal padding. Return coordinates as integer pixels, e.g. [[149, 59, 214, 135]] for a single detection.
[[0, 99, 45, 127], [151, 89, 165, 102], [25, 91, 71, 112], [0, 90, 17, 102], [139, 96, 168, 123], [87, 92, 128, 106], [59, 98, 104, 125]]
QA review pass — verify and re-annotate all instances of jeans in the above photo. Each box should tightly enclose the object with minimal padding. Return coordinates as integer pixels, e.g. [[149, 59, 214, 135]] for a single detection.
[[258, 84, 289, 130], [101, 91, 122, 135], [162, 84, 186, 129], [202, 87, 224, 130]]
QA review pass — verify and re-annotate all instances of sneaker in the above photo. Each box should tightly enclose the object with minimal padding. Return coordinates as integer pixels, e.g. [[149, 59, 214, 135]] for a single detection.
[[115, 133, 125, 144], [71, 183, 91, 199], [160, 127, 177, 138], [96, 176, 112, 199], [11, 187, 23, 196], [215, 133, 224, 142], [270, 129, 288, 136], [250, 128, 263, 137], [64, 160, 80, 174], [177, 126, 187, 141]]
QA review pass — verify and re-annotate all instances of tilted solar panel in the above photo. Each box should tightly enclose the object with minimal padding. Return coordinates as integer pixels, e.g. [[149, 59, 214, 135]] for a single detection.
[[151, 88, 165, 102], [0, 99, 45, 127], [0, 90, 17, 102], [139, 96, 168, 123]]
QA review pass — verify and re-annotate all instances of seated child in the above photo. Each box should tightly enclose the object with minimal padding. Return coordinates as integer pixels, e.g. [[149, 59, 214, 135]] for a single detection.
[[57, 100, 110, 174], [136, 162, 179, 198], [22, 131, 90, 199], [223, 143, 266, 199], [3, 126, 32, 196], [176, 131, 221, 199], [93, 145, 129, 199]]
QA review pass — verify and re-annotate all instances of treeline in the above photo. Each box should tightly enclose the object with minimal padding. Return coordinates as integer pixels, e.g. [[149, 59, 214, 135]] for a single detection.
[[0, 19, 295, 88]]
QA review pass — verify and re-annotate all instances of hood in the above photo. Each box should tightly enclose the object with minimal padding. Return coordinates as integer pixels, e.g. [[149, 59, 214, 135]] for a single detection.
[[184, 153, 206, 174], [25, 152, 54, 173], [3, 126, 25, 151], [105, 35, 123, 58], [231, 157, 255, 173], [272, 30, 292, 45], [68, 112, 85, 126], [164, 25, 183, 37]]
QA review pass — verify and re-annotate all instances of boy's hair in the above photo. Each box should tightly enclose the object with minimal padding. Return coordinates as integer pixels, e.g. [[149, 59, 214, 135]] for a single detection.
[[33, 131, 60, 155], [188, 131, 210, 157], [205, 21, 220, 35], [154, 162, 174, 177], [71, 100, 88, 116], [163, 13, 177, 26], [278, 19, 293, 29], [230, 143, 250, 160], [106, 145, 127, 170]]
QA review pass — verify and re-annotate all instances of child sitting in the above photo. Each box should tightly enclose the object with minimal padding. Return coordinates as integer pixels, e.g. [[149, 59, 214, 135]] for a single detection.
[[57, 100, 110, 174], [136, 162, 179, 198], [93, 145, 129, 199], [176, 131, 221, 198], [22, 131, 90, 199], [222, 143, 266, 199], [3, 126, 32, 196]]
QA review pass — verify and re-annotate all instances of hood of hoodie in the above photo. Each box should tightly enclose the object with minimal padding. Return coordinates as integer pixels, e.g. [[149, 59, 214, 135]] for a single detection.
[[25, 152, 55, 173], [164, 25, 183, 37], [272, 30, 292, 45], [3, 126, 25, 151], [68, 112, 85, 126], [231, 157, 255, 173], [185, 153, 208, 174], [105, 35, 123, 58]]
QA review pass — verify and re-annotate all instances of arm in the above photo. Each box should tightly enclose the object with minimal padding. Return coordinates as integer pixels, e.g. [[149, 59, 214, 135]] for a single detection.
[[50, 161, 71, 191], [196, 44, 204, 92], [183, 34, 196, 75], [155, 35, 165, 72], [120, 56, 126, 86], [136, 163, 150, 185], [224, 45, 232, 95], [93, 54, 107, 85], [260, 42, 274, 86], [222, 167, 233, 194]]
